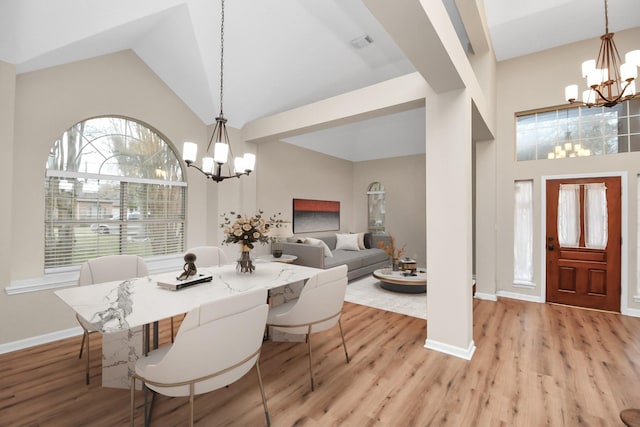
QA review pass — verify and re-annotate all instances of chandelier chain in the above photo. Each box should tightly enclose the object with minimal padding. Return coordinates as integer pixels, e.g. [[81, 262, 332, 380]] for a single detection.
[[219, 0, 225, 116]]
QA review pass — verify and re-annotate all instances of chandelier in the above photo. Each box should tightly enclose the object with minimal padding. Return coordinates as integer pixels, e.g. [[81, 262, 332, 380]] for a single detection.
[[564, 0, 639, 108], [182, 0, 255, 182]]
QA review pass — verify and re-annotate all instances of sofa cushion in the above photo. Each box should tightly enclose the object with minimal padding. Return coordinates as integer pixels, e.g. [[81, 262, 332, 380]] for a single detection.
[[305, 237, 333, 257], [335, 233, 360, 251], [324, 248, 389, 270]]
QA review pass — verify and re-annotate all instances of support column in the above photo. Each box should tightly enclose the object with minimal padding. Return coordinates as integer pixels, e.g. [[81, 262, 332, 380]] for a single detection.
[[425, 88, 475, 359]]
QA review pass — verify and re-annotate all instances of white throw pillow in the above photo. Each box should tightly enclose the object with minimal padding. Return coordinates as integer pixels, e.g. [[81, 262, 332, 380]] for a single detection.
[[335, 233, 360, 251], [357, 232, 366, 250], [306, 237, 333, 257]]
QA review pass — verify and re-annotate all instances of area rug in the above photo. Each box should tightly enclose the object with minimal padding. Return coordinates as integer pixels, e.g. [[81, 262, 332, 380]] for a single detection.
[[345, 274, 427, 320]]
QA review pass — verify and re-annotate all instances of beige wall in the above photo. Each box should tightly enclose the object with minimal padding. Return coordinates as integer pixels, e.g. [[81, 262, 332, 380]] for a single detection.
[[1, 50, 210, 343], [254, 140, 354, 235], [494, 27, 640, 312], [255, 140, 426, 265], [353, 155, 426, 266]]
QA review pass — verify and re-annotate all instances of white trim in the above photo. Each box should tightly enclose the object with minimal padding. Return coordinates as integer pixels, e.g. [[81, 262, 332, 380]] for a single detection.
[[633, 294, 640, 303], [513, 280, 536, 289], [5, 254, 184, 295], [540, 172, 627, 311], [622, 307, 640, 318], [424, 338, 476, 360], [474, 292, 497, 301], [496, 290, 544, 303], [0, 327, 82, 355], [46, 170, 187, 187]]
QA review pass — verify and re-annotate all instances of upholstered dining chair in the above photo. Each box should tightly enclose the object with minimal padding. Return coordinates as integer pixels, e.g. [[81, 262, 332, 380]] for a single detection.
[[185, 246, 227, 268], [130, 287, 270, 427], [77, 254, 149, 385], [266, 264, 349, 391]]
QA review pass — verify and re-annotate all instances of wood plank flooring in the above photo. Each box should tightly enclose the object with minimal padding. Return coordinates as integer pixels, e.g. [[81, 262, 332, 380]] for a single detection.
[[2, 298, 640, 426]]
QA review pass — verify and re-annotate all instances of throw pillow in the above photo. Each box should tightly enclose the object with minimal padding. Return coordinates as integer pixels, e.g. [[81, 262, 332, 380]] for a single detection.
[[357, 232, 366, 250], [305, 237, 333, 257], [335, 233, 360, 251]]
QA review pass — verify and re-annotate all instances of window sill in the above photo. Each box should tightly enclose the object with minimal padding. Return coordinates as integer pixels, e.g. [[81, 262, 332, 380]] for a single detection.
[[5, 254, 184, 295]]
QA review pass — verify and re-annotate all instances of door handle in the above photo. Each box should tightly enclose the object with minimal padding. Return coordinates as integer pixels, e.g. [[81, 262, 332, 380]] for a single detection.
[[548, 244, 555, 251]]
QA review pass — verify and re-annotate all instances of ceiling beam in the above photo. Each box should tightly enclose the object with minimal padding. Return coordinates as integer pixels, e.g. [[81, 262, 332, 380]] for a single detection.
[[242, 72, 428, 143]]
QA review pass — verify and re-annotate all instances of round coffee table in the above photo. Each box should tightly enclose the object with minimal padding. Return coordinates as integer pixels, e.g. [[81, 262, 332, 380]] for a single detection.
[[372, 268, 426, 293]]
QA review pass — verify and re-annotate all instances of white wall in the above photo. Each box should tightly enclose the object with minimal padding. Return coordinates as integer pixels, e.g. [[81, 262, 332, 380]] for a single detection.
[[495, 27, 640, 311]]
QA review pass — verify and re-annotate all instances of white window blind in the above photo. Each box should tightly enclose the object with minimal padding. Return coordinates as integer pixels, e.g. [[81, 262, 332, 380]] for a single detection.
[[558, 184, 581, 248], [584, 183, 608, 250], [44, 117, 186, 271], [514, 180, 534, 285]]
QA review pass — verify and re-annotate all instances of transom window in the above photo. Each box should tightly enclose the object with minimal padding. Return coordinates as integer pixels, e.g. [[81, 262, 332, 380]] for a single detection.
[[516, 98, 640, 161], [45, 117, 186, 271]]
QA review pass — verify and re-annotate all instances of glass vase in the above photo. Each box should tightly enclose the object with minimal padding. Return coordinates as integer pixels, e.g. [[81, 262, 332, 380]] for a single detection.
[[237, 244, 255, 273]]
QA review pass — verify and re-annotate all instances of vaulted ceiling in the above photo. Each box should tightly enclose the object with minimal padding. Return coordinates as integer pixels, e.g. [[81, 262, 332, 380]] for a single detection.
[[1, 0, 638, 161]]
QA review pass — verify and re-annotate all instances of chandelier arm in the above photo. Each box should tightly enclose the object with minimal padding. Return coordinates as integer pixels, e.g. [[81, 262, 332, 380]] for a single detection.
[[592, 80, 633, 104]]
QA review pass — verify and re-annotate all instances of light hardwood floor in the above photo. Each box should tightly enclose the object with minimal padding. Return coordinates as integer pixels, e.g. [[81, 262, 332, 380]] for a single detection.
[[2, 298, 640, 426]]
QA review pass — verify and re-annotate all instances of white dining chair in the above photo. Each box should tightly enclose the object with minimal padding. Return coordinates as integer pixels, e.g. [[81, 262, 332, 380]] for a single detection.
[[130, 287, 270, 427], [77, 254, 149, 385], [186, 246, 227, 268], [266, 264, 349, 391]]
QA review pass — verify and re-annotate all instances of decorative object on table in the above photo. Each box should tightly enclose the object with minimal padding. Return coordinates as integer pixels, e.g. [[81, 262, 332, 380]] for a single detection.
[[157, 274, 214, 291], [176, 253, 198, 281], [221, 211, 271, 273], [268, 213, 293, 258], [181, 0, 256, 183], [399, 257, 417, 273], [292, 198, 340, 233], [564, 0, 639, 108], [377, 235, 406, 271]]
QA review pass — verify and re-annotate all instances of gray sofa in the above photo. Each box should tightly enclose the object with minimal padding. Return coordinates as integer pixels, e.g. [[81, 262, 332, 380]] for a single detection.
[[282, 233, 390, 281]]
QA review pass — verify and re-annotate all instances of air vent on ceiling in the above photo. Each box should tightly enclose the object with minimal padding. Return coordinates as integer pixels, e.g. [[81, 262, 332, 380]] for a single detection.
[[350, 35, 373, 49]]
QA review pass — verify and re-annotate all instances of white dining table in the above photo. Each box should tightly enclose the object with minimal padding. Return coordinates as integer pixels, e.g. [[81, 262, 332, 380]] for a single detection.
[[55, 262, 322, 389]]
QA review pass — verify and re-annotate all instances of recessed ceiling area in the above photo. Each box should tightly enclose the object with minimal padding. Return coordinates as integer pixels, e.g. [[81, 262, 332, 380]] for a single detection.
[[282, 107, 426, 162]]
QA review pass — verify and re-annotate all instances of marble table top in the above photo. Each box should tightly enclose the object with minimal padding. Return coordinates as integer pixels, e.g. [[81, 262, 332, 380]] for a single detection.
[[55, 262, 322, 334]]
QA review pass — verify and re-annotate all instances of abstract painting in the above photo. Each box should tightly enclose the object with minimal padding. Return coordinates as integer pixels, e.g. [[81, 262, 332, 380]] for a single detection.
[[292, 199, 340, 233]]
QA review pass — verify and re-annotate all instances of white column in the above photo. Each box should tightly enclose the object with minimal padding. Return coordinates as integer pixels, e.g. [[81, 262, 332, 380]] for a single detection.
[[425, 88, 475, 359]]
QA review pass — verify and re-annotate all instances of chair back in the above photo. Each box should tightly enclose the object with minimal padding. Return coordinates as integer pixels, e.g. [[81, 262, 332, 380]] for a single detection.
[[186, 246, 227, 267], [142, 287, 268, 397], [78, 255, 149, 286], [276, 265, 347, 334]]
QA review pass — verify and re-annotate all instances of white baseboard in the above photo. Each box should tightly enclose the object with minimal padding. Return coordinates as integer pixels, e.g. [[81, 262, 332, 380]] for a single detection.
[[0, 326, 82, 355], [424, 338, 476, 360], [622, 307, 640, 318], [496, 290, 544, 303], [474, 292, 497, 301]]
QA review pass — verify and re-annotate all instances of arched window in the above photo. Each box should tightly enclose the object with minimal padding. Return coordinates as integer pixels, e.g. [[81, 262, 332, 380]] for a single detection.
[[44, 116, 186, 270]]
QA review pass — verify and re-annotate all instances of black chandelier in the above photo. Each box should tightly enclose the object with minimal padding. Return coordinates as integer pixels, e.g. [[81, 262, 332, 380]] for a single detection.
[[182, 0, 255, 182]]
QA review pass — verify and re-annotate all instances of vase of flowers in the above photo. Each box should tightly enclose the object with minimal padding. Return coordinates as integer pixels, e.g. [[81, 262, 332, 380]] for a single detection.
[[377, 235, 406, 271], [221, 211, 271, 273]]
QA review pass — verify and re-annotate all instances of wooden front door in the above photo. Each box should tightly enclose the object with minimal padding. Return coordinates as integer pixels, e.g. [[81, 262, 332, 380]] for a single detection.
[[546, 177, 621, 312]]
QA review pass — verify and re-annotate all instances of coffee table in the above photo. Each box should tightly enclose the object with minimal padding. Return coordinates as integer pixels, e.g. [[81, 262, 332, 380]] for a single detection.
[[372, 268, 427, 293]]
